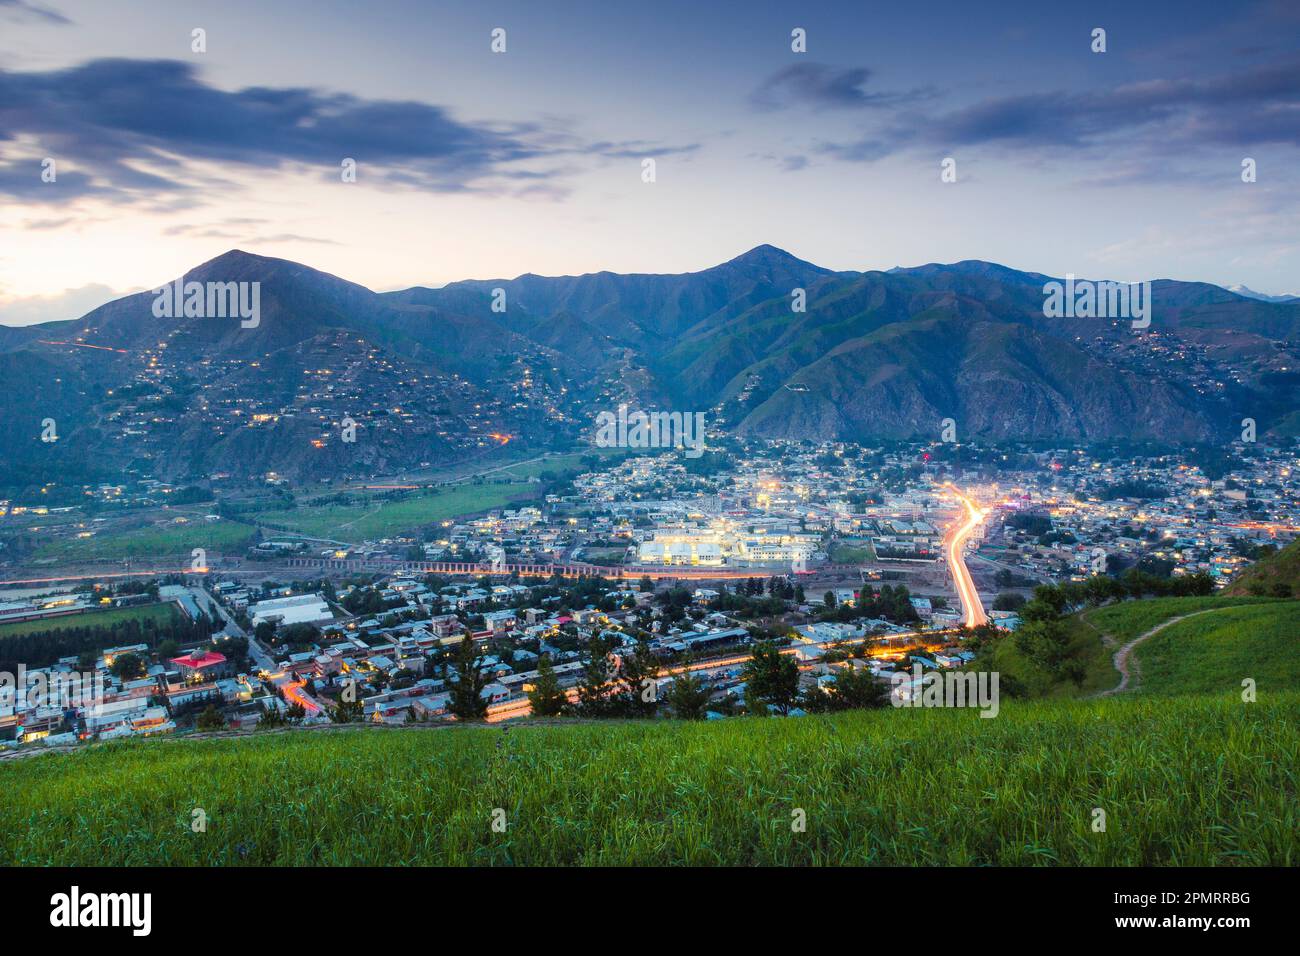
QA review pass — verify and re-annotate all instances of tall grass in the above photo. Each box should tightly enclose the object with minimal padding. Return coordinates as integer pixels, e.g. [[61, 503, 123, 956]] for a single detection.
[[3, 693, 1296, 866], [1082, 595, 1274, 644], [1132, 602, 1300, 696]]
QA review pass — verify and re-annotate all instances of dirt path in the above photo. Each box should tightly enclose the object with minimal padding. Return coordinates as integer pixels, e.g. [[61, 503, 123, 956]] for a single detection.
[[1094, 606, 1235, 697]]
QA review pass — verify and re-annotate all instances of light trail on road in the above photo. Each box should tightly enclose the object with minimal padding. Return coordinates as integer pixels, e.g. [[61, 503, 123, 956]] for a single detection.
[[942, 483, 989, 629], [0, 568, 207, 587]]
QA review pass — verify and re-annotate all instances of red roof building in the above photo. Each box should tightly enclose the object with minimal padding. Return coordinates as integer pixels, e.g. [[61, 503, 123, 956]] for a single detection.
[[170, 650, 229, 680]]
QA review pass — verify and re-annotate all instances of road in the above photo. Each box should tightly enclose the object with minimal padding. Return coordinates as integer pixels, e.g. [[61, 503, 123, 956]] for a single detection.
[[192, 583, 323, 716], [942, 484, 989, 628]]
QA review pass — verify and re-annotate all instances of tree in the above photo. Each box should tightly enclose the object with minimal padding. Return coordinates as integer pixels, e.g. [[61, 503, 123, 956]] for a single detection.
[[665, 668, 710, 720], [109, 652, 145, 680], [195, 705, 226, 731], [615, 639, 661, 717], [330, 696, 364, 723], [527, 654, 567, 717], [257, 708, 286, 729], [992, 592, 1026, 612], [741, 641, 800, 716], [254, 620, 277, 645], [448, 636, 490, 720], [573, 634, 618, 717], [825, 664, 889, 710]]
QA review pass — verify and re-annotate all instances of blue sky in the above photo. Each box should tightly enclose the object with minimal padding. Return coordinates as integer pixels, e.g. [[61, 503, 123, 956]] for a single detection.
[[1, 0, 1298, 323]]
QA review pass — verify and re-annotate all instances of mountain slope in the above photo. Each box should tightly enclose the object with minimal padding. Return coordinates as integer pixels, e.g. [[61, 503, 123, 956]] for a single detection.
[[3, 244, 1298, 488]]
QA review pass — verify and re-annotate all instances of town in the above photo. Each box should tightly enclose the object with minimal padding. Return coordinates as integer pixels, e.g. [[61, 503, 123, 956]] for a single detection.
[[2, 435, 1293, 748]]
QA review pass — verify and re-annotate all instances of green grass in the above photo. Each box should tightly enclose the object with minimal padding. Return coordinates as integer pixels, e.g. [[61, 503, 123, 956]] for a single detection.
[[485, 450, 614, 481], [978, 613, 1115, 699], [0, 602, 179, 638], [829, 539, 876, 564], [1131, 602, 1300, 697], [32, 518, 256, 562], [977, 595, 1277, 699], [1081, 595, 1275, 644], [2, 693, 1296, 865], [253, 484, 537, 540]]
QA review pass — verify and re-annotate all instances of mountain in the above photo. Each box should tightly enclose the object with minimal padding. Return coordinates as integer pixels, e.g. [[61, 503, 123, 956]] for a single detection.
[[1227, 284, 1300, 305], [3, 245, 1299, 487]]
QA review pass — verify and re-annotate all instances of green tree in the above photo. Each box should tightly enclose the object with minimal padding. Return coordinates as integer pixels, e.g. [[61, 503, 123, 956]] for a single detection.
[[616, 639, 661, 717], [573, 634, 618, 717], [527, 654, 567, 717], [826, 664, 889, 710], [992, 592, 1026, 612], [448, 637, 490, 720], [665, 668, 710, 720], [330, 696, 364, 723], [195, 705, 226, 731], [253, 620, 277, 645], [109, 652, 145, 680], [742, 641, 800, 716]]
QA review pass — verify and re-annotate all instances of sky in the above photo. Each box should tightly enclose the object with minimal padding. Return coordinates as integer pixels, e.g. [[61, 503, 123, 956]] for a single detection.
[[1, 0, 1298, 325]]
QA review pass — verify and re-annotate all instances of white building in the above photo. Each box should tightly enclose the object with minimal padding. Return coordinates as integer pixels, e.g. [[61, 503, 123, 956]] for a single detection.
[[251, 593, 334, 628]]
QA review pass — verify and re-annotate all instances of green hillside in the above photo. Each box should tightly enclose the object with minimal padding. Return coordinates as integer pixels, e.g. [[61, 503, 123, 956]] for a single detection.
[[1225, 538, 1300, 597], [1130, 601, 1300, 696], [975, 594, 1275, 699], [2, 693, 1297, 866], [4, 594, 1297, 866]]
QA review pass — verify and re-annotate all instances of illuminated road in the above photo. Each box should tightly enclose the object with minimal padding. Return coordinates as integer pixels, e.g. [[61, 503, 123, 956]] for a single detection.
[[942, 484, 989, 628], [0, 568, 208, 587]]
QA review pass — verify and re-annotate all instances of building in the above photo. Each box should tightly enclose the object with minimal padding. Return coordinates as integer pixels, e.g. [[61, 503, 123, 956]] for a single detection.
[[170, 650, 231, 682], [250, 593, 333, 629]]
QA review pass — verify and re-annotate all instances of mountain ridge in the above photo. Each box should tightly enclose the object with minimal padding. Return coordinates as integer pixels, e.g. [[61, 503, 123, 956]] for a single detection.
[[3, 245, 1298, 486]]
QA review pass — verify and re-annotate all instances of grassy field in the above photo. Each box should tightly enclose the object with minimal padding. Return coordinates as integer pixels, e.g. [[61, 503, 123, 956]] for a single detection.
[[252, 483, 540, 540], [32, 517, 256, 562], [2, 693, 1295, 866], [829, 539, 877, 563], [971, 595, 1277, 699], [1081, 595, 1275, 644], [0, 601, 179, 638], [980, 611, 1116, 698], [1130, 601, 1300, 697]]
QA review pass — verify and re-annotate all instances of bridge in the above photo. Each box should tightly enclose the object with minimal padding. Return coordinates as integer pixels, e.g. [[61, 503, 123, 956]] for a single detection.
[[278, 556, 835, 581]]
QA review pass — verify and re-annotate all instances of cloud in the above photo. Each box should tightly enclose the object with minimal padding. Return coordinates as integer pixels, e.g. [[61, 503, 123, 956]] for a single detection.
[[810, 55, 1300, 164], [750, 63, 933, 112], [0, 0, 69, 25], [160, 219, 340, 246], [0, 282, 126, 326], [0, 58, 696, 206]]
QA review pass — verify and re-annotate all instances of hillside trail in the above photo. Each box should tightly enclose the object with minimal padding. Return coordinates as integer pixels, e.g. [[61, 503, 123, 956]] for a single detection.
[[1093, 605, 1238, 697]]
